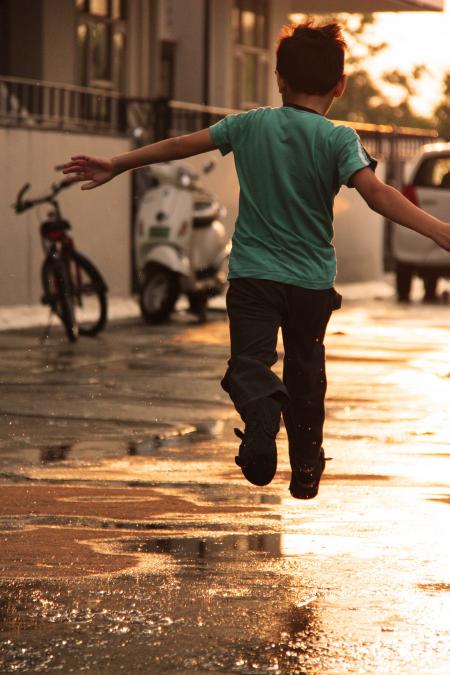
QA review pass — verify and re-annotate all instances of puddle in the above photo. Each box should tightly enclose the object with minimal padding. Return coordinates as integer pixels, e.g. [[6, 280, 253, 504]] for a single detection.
[[40, 444, 71, 464], [0, 421, 226, 475], [2, 301, 450, 672], [0, 516, 278, 534], [128, 420, 224, 457], [119, 533, 283, 559]]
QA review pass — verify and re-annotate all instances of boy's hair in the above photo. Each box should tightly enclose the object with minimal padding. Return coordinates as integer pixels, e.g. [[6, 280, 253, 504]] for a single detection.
[[276, 20, 346, 96]]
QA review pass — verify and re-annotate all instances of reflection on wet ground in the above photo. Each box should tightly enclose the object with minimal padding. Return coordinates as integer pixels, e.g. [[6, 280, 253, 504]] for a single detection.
[[35, 421, 225, 466], [120, 532, 283, 558], [1, 300, 450, 672], [1, 504, 450, 673]]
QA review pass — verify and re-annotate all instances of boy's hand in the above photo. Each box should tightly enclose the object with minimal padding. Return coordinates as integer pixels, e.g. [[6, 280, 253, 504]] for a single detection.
[[431, 222, 450, 252], [61, 129, 217, 187], [352, 167, 450, 252], [62, 155, 116, 190]]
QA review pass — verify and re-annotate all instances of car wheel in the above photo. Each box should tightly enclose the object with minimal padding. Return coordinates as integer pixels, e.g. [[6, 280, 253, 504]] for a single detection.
[[395, 262, 414, 303], [422, 272, 439, 303]]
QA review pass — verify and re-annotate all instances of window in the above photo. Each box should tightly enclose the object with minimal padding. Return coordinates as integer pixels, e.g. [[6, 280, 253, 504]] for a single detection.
[[232, 0, 269, 109], [414, 156, 450, 189], [75, 0, 127, 90], [90, 0, 109, 16]]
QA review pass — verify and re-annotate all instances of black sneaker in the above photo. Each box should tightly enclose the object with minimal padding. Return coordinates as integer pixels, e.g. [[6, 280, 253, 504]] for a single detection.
[[289, 448, 326, 500], [234, 396, 281, 487]]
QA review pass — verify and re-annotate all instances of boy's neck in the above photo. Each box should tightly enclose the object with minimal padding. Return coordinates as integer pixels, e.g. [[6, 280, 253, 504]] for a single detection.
[[281, 92, 334, 116]]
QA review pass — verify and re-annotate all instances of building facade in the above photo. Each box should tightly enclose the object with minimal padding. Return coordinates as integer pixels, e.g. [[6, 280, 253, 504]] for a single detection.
[[0, 0, 443, 306]]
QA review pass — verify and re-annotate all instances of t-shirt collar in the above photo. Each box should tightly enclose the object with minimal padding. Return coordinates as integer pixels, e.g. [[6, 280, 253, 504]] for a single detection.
[[283, 103, 323, 116]]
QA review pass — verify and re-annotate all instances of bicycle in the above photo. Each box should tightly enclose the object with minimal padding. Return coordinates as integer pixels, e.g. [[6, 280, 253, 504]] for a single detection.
[[13, 178, 108, 342]]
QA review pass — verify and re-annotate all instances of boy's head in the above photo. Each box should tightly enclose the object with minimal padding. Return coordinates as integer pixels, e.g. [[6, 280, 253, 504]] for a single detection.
[[276, 20, 346, 97]]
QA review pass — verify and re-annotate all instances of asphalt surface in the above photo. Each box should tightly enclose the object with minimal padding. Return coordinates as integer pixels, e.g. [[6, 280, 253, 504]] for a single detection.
[[0, 294, 449, 673]]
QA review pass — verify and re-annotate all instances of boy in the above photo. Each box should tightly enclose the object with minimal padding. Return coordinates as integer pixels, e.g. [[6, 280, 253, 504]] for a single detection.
[[63, 20, 450, 500]]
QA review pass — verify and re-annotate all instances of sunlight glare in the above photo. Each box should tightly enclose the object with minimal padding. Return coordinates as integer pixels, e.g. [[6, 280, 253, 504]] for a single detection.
[[289, 3, 450, 117]]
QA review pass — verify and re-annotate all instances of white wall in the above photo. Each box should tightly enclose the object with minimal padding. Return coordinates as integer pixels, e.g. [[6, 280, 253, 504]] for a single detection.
[[0, 128, 131, 306], [333, 163, 387, 282], [0, 129, 386, 310]]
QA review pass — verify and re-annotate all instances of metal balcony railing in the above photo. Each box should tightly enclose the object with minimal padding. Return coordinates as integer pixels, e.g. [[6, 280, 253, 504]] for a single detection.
[[0, 75, 439, 163], [133, 98, 439, 164], [0, 75, 125, 134]]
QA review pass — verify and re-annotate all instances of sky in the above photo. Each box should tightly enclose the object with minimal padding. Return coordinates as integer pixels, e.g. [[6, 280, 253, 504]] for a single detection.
[[290, 0, 450, 117], [368, 0, 450, 116]]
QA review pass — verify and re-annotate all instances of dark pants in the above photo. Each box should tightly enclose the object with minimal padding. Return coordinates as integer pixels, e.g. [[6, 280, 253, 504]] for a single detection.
[[221, 278, 341, 468]]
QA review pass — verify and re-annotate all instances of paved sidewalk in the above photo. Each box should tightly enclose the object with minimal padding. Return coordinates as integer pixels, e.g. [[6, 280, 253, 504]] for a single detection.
[[0, 296, 141, 331], [0, 279, 397, 332], [1, 294, 449, 673]]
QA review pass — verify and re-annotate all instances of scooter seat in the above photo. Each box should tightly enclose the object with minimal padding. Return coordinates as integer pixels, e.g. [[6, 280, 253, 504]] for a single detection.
[[40, 219, 71, 238]]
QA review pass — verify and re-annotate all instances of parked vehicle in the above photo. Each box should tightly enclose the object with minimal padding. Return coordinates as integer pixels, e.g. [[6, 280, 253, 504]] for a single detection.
[[392, 142, 450, 302], [13, 178, 108, 342], [135, 160, 230, 323]]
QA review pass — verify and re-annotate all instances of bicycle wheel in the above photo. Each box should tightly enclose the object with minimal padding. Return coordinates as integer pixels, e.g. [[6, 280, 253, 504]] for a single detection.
[[41, 258, 78, 342], [68, 250, 108, 336]]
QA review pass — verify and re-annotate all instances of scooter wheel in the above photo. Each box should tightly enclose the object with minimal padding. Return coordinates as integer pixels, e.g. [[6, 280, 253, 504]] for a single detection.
[[139, 263, 180, 324]]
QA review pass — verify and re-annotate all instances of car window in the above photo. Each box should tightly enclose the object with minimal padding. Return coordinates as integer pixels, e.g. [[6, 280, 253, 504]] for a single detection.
[[413, 155, 450, 189]]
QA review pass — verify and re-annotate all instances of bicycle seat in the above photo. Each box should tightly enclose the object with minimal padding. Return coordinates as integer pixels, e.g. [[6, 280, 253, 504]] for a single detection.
[[40, 219, 71, 239]]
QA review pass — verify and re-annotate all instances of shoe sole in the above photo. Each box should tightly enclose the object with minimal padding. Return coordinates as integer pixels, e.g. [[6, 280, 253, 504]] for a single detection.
[[236, 452, 277, 487], [289, 451, 325, 500]]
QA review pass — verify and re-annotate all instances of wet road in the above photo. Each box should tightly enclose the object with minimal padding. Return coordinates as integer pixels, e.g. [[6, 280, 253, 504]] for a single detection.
[[0, 297, 449, 673]]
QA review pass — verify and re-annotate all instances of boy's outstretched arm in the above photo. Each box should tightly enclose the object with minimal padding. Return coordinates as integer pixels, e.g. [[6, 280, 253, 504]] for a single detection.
[[351, 167, 450, 252], [62, 128, 215, 190]]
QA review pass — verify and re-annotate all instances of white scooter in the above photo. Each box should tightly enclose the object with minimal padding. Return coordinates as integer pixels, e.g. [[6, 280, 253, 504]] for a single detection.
[[135, 160, 230, 323]]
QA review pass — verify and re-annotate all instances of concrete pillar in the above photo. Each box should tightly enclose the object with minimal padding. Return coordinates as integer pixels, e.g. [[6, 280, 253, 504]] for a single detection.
[[209, 0, 233, 108], [171, 0, 204, 103], [0, 0, 11, 75], [140, 0, 152, 97], [42, 0, 76, 85], [7, 0, 44, 80], [267, 0, 291, 107]]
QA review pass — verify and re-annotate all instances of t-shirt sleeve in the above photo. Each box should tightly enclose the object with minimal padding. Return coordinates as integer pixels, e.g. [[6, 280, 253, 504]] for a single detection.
[[333, 125, 378, 188], [209, 112, 248, 156]]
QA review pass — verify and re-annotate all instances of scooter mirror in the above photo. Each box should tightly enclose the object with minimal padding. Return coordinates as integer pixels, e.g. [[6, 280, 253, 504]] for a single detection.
[[132, 127, 145, 144]]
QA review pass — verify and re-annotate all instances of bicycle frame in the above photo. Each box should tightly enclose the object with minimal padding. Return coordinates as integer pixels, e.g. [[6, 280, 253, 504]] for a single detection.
[[14, 177, 108, 341]]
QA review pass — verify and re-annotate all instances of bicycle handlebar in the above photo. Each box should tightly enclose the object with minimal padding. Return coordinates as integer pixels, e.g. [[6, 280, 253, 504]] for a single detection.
[[14, 183, 31, 213], [13, 178, 73, 214]]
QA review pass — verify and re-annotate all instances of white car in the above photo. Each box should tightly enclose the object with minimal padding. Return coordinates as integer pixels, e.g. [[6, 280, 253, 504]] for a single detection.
[[392, 142, 450, 302]]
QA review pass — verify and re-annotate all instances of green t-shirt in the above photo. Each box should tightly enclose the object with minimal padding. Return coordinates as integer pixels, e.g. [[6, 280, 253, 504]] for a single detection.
[[209, 105, 377, 289]]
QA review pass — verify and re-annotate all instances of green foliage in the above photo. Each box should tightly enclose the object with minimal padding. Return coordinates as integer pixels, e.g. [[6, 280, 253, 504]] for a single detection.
[[302, 12, 434, 129], [330, 68, 433, 129], [433, 73, 450, 140]]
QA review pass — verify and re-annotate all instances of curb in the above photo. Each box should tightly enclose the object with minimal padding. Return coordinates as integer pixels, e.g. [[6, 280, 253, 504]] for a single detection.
[[0, 294, 228, 332]]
